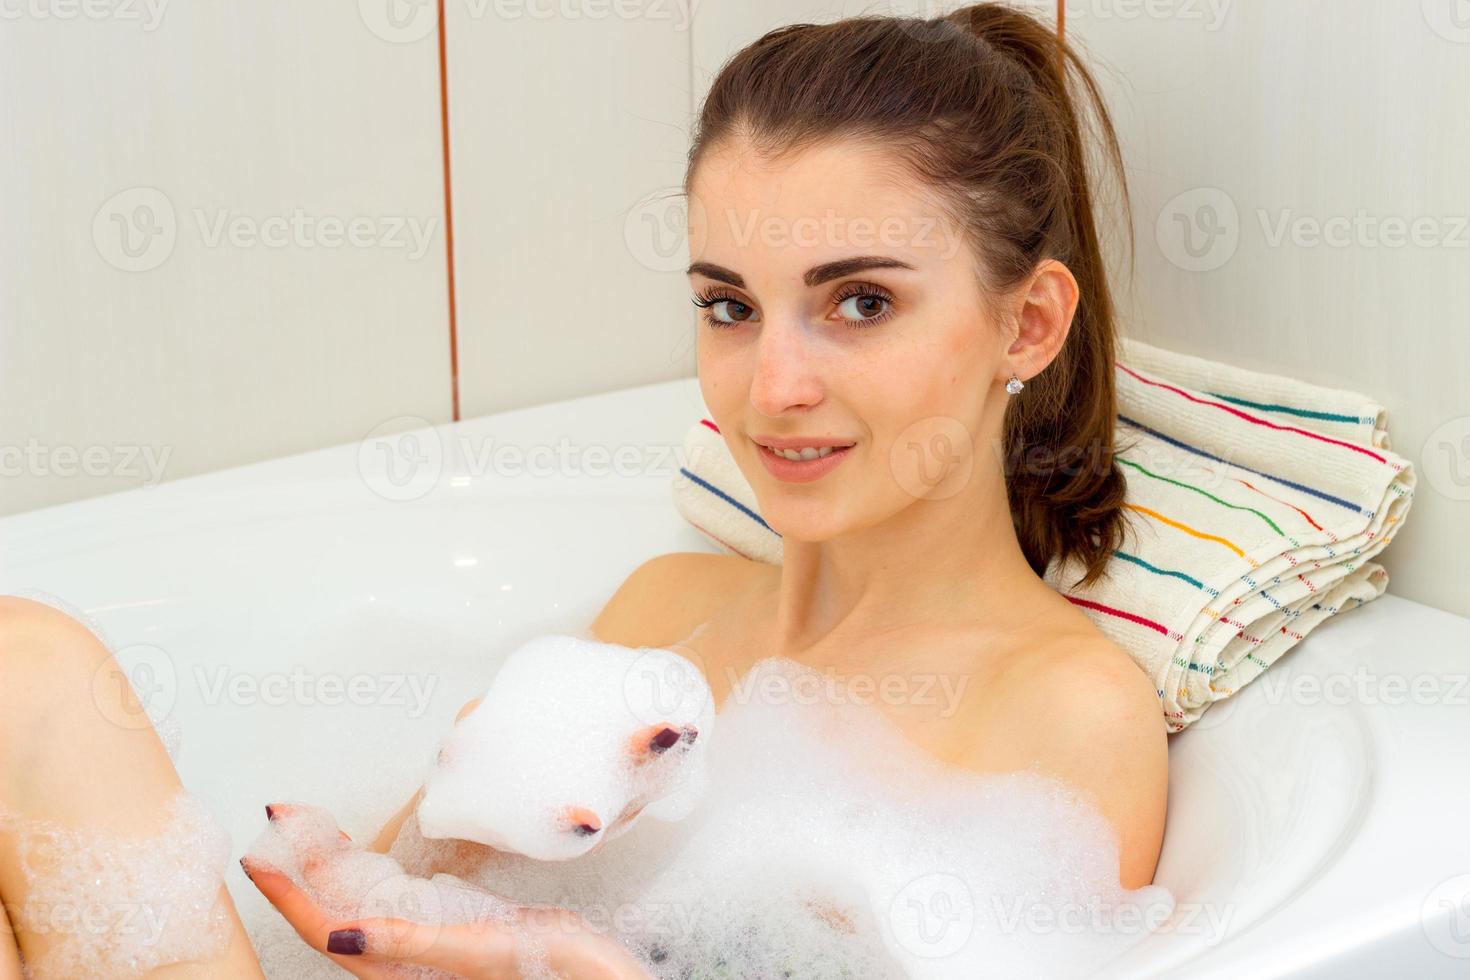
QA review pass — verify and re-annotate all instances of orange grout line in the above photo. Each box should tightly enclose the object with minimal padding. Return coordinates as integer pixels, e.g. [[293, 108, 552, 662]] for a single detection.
[[436, 0, 461, 422]]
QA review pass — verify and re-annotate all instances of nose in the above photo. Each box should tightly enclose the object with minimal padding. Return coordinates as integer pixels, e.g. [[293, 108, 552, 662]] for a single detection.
[[749, 316, 824, 417]]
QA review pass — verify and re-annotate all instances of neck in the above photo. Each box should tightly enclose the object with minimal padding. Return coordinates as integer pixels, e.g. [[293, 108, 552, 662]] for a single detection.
[[768, 456, 1045, 665]]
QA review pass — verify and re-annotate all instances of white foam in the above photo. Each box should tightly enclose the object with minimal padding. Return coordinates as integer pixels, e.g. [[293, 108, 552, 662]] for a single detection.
[[415, 634, 715, 861], [243, 803, 557, 978], [388, 655, 1175, 978], [248, 644, 1173, 978], [0, 790, 233, 979]]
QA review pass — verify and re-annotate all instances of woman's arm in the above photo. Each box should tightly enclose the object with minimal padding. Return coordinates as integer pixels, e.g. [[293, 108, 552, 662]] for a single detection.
[[367, 696, 482, 854]]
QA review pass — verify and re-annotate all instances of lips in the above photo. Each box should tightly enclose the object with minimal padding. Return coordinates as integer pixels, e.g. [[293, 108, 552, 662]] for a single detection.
[[752, 439, 854, 484]]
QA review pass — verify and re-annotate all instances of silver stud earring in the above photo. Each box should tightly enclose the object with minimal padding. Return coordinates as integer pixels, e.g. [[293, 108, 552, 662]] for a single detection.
[[1005, 375, 1025, 395]]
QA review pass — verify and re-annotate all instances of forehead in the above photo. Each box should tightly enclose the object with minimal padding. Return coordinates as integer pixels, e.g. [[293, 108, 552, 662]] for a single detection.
[[687, 137, 962, 269]]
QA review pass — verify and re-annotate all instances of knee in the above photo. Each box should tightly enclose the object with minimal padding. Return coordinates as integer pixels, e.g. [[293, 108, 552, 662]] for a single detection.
[[0, 596, 114, 712]]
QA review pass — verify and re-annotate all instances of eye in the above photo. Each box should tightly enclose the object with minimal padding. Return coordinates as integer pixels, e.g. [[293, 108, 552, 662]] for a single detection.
[[691, 288, 758, 329], [831, 282, 895, 327]]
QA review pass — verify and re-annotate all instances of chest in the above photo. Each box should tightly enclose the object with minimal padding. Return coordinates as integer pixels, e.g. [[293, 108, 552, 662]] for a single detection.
[[671, 608, 1004, 770]]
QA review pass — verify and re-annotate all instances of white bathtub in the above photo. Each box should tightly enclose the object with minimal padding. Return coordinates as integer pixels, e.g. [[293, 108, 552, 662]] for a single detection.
[[3, 377, 1468, 978]]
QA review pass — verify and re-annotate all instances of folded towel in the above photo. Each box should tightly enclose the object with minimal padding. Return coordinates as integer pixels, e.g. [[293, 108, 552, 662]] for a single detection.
[[670, 339, 1416, 731]]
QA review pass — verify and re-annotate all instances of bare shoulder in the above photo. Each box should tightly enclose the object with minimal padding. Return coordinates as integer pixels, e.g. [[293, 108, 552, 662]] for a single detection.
[[589, 551, 771, 650], [964, 630, 1169, 889]]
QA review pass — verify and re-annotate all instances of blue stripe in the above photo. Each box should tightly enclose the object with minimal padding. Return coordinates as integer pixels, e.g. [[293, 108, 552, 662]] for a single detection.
[[677, 468, 780, 537], [1117, 415, 1366, 515]]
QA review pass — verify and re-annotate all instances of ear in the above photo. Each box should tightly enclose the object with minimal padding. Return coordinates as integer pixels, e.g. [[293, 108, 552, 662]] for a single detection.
[[1003, 258, 1079, 384]]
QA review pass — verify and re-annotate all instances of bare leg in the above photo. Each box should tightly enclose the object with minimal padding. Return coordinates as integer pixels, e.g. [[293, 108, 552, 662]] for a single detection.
[[0, 596, 265, 978]]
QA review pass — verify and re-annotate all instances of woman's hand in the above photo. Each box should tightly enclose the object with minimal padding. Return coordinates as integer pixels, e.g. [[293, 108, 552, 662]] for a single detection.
[[242, 836, 652, 980]]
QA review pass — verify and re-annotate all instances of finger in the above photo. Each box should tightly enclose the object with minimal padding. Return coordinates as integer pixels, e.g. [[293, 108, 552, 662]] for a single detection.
[[454, 696, 483, 724], [325, 915, 521, 976], [241, 857, 335, 942], [239, 861, 411, 979], [625, 722, 698, 765], [557, 804, 603, 839], [266, 802, 353, 844]]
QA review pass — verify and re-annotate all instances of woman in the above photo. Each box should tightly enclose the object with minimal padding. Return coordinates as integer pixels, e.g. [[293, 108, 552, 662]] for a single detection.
[[0, 4, 1166, 977]]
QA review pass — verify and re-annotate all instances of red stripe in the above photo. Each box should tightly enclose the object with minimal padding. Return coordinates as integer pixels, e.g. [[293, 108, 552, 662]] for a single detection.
[[436, 0, 460, 422], [1065, 595, 1172, 636], [700, 418, 720, 434], [1115, 362, 1386, 464]]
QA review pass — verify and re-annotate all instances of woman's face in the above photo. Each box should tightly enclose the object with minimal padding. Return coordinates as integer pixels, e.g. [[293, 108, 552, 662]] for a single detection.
[[688, 138, 1015, 540]]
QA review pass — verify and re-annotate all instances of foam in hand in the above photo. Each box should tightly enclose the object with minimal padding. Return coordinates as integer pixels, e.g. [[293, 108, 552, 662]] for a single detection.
[[415, 634, 716, 861]]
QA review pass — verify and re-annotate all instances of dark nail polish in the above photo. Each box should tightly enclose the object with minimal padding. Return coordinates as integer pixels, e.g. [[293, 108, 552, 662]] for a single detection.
[[680, 726, 699, 745], [239, 857, 255, 882], [573, 822, 600, 836], [651, 727, 680, 752], [327, 928, 367, 955], [265, 804, 276, 821]]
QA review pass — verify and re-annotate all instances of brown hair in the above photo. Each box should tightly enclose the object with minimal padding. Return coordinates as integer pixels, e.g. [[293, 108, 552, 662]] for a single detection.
[[684, 2, 1134, 588]]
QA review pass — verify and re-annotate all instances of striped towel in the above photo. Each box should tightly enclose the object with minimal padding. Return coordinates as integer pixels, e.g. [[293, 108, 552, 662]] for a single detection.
[[670, 338, 1416, 731]]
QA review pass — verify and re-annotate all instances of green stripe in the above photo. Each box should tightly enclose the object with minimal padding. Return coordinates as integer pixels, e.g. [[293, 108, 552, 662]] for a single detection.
[[1204, 391, 1368, 425], [1118, 456, 1288, 538]]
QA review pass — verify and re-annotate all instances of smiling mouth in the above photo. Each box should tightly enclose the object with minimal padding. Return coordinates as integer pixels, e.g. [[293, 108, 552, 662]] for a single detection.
[[762, 445, 843, 461]]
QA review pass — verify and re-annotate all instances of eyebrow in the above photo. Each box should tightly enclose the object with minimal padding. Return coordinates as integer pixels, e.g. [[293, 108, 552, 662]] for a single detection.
[[686, 255, 918, 289]]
